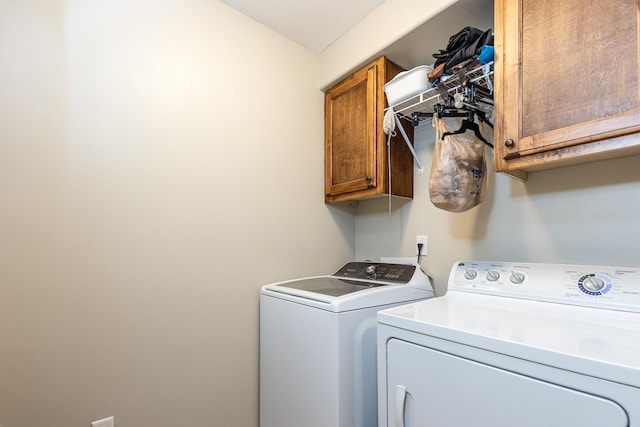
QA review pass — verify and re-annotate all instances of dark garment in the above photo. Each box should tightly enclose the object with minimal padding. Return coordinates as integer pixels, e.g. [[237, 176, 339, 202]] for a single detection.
[[433, 27, 484, 66], [433, 27, 493, 73]]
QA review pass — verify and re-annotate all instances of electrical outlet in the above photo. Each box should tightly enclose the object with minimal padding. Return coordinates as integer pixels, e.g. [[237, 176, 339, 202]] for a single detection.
[[416, 235, 428, 256], [92, 416, 114, 427]]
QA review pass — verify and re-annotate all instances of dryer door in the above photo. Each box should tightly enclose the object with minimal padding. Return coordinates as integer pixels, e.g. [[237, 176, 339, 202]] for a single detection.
[[386, 339, 629, 427]]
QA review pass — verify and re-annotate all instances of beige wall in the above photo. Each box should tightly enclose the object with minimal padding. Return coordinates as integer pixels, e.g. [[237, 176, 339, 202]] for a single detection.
[[318, 0, 457, 89], [0, 1, 355, 426], [356, 121, 640, 295]]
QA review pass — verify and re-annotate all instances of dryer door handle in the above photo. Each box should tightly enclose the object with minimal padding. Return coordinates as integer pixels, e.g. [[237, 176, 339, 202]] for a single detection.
[[395, 385, 407, 427]]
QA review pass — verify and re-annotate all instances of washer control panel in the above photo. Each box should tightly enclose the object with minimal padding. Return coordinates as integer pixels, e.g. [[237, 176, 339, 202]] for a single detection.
[[333, 262, 416, 284], [450, 261, 640, 312]]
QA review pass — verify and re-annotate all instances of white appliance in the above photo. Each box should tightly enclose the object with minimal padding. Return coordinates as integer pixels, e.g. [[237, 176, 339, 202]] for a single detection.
[[260, 262, 434, 427], [377, 261, 640, 427]]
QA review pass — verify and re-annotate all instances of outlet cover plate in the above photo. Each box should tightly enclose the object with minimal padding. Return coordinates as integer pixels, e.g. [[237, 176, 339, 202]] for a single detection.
[[92, 416, 114, 427], [416, 235, 428, 256]]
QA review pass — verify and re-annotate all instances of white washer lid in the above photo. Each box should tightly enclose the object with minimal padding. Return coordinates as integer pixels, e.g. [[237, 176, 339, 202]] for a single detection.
[[260, 262, 434, 312], [377, 291, 640, 389], [261, 275, 433, 312]]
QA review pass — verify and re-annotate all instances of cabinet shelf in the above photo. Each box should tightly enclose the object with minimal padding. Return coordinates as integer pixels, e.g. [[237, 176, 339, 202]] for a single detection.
[[386, 62, 494, 125]]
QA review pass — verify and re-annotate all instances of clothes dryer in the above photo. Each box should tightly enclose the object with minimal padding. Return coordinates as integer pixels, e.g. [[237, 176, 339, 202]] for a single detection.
[[377, 261, 640, 427]]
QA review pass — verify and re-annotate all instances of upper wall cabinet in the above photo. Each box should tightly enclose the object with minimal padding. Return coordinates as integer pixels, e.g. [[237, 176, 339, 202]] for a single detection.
[[494, 0, 640, 180], [324, 56, 414, 204]]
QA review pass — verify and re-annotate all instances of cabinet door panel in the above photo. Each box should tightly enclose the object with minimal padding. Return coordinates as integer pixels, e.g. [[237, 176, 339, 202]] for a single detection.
[[325, 65, 377, 196], [495, 0, 640, 177], [521, 0, 638, 140]]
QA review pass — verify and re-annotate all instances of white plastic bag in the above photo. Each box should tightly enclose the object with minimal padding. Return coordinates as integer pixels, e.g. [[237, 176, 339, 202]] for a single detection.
[[429, 116, 487, 212]]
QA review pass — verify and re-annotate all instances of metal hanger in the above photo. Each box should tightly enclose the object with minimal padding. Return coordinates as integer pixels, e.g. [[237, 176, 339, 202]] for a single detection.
[[441, 111, 494, 148]]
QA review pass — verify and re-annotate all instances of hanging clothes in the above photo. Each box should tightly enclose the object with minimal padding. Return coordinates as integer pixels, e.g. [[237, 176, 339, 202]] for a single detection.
[[431, 27, 493, 81]]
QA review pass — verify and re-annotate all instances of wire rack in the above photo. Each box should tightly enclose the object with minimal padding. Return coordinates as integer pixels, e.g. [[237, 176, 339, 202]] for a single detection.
[[385, 62, 494, 124]]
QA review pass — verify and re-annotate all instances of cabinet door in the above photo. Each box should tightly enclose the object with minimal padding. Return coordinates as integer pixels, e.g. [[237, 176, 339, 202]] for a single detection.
[[325, 63, 378, 197], [495, 0, 640, 179]]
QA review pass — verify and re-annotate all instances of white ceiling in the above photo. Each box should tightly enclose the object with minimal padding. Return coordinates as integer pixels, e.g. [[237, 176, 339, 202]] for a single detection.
[[217, 0, 387, 53]]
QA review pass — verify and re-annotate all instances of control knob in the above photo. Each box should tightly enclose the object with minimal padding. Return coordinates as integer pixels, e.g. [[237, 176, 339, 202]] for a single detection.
[[365, 265, 377, 279], [486, 270, 500, 282], [582, 276, 605, 292], [510, 272, 525, 284], [464, 269, 478, 280]]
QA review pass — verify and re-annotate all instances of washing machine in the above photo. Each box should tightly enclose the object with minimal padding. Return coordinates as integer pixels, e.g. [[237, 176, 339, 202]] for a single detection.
[[377, 260, 640, 427], [260, 261, 434, 427]]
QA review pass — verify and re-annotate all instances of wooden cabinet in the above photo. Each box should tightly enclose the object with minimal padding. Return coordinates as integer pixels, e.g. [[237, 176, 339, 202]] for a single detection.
[[494, 0, 640, 180], [324, 56, 414, 203]]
